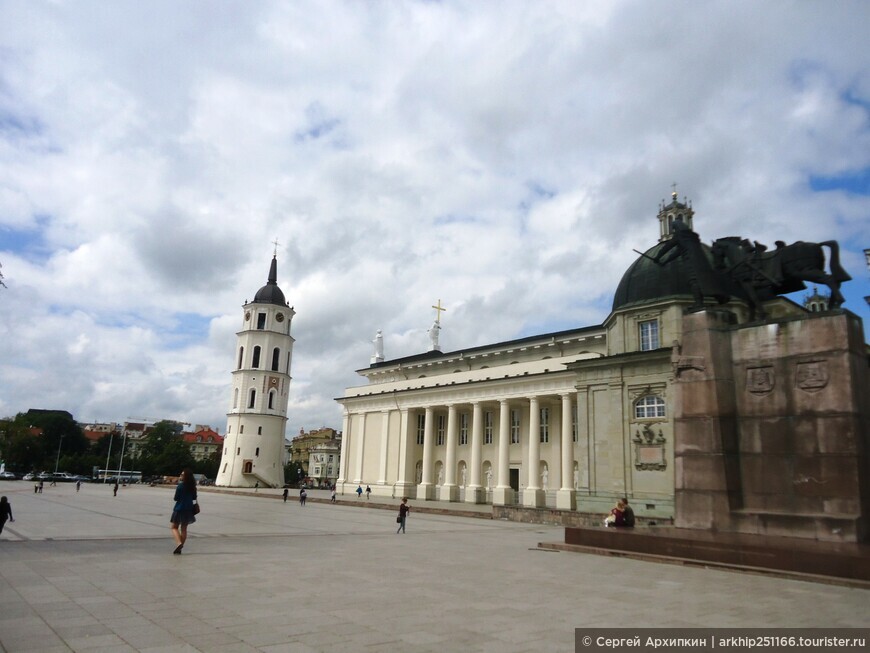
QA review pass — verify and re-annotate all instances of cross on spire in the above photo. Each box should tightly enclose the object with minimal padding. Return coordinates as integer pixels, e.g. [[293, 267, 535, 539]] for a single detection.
[[272, 238, 280, 256], [431, 299, 447, 324], [671, 182, 678, 199]]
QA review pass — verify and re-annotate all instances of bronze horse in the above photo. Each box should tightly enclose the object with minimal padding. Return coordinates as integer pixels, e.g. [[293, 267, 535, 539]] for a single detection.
[[711, 237, 851, 318]]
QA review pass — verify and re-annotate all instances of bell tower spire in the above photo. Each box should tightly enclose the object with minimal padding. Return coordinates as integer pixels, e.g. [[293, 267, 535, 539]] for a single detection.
[[657, 184, 694, 242]]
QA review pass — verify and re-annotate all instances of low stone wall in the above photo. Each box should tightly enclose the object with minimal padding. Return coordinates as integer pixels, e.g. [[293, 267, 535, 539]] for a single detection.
[[493, 505, 663, 528]]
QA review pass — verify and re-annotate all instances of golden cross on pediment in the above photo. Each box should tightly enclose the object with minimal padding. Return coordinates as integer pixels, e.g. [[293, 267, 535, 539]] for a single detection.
[[432, 299, 447, 324]]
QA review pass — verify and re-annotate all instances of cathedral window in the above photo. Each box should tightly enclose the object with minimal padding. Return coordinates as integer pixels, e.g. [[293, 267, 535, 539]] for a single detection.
[[238, 347, 244, 369], [252, 346, 261, 368], [539, 407, 550, 443], [256, 447, 259, 457], [268, 391, 275, 409], [510, 410, 521, 444], [436, 415, 446, 446], [635, 395, 666, 419], [248, 389, 256, 409], [257, 313, 266, 329], [271, 348, 280, 371], [258, 426, 262, 434], [287, 352, 291, 373], [233, 388, 239, 409], [484, 411, 493, 444], [459, 413, 468, 445], [416, 414, 425, 445], [639, 319, 659, 351]]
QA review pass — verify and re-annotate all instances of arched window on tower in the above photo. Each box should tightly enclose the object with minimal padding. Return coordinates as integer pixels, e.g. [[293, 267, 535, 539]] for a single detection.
[[286, 351, 291, 374], [248, 389, 257, 409], [252, 346, 261, 368], [237, 347, 244, 369], [268, 390, 276, 410], [271, 347, 280, 371], [233, 388, 239, 409]]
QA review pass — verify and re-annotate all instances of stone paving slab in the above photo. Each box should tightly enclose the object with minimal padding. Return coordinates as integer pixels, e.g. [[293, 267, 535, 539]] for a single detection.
[[0, 481, 867, 652]]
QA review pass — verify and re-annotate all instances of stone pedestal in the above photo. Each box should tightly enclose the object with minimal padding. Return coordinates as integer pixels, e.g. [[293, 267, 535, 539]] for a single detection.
[[492, 487, 515, 506], [674, 309, 870, 543], [416, 483, 436, 501], [439, 484, 459, 502], [464, 485, 486, 504], [393, 481, 417, 499], [556, 489, 577, 510], [522, 488, 545, 508]]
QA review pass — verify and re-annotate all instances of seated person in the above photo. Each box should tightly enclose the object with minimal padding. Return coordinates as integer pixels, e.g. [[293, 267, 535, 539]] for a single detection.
[[604, 500, 626, 527], [621, 497, 635, 528]]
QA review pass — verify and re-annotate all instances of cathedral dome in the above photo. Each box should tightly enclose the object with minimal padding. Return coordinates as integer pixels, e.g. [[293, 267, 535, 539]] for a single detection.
[[612, 240, 747, 311], [612, 241, 701, 311], [253, 256, 287, 306]]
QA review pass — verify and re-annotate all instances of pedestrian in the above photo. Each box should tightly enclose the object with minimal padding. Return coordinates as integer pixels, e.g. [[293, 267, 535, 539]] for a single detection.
[[396, 497, 410, 534], [621, 497, 636, 528], [255, 481, 259, 492], [34, 482, 38, 494], [330, 488, 336, 503], [282, 488, 289, 503], [113, 479, 119, 497], [0, 496, 14, 535], [299, 487, 307, 506], [365, 485, 371, 500], [604, 499, 626, 527], [356, 484, 363, 499], [76, 480, 81, 492], [38, 480, 44, 493], [170, 468, 198, 555]]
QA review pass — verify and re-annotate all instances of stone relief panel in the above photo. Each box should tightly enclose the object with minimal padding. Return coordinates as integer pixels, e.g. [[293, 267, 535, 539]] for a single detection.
[[795, 359, 829, 393], [746, 365, 775, 396], [632, 423, 667, 471]]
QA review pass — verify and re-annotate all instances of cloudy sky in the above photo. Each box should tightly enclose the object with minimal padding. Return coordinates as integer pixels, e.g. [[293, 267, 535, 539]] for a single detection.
[[1, 1, 868, 438]]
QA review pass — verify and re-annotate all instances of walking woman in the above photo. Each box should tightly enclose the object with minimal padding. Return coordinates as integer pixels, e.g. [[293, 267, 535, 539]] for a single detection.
[[0, 496, 14, 535], [396, 497, 410, 534], [170, 468, 198, 554]]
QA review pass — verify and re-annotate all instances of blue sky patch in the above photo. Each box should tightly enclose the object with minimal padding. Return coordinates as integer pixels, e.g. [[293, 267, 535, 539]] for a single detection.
[[809, 166, 870, 195], [163, 312, 214, 350], [0, 220, 48, 259]]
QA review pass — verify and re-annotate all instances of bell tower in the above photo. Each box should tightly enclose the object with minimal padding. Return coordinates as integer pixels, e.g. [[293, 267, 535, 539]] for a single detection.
[[216, 253, 295, 488], [657, 184, 694, 242]]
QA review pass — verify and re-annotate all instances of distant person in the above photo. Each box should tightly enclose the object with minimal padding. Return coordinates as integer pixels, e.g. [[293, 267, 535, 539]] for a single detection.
[[396, 497, 410, 534], [300, 487, 307, 506], [356, 485, 363, 499], [0, 496, 14, 535], [604, 499, 626, 528], [170, 468, 198, 555], [282, 488, 289, 503], [38, 480, 44, 494], [255, 481, 259, 492], [621, 497, 635, 528], [76, 480, 81, 492], [330, 488, 336, 503], [365, 485, 371, 500], [113, 479, 119, 497]]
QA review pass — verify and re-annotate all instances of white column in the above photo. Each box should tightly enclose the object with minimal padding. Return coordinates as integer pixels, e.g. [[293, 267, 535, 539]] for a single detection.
[[522, 396, 545, 507], [394, 408, 416, 498], [493, 399, 513, 505], [466, 401, 484, 503], [418, 406, 436, 500], [557, 392, 577, 510], [440, 404, 459, 501], [353, 413, 367, 485], [337, 411, 350, 493], [377, 410, 390, 486]]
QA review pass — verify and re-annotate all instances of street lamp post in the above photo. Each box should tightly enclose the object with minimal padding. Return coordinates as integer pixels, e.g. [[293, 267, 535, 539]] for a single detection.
[[53, 434, 65, 475]]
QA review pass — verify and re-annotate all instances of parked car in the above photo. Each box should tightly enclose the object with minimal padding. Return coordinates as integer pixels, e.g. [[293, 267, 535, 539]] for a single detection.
[[22, 472, 35, 481], [0, 471, 18, 480]]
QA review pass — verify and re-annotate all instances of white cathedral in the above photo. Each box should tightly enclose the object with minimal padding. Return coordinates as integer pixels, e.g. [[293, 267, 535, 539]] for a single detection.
[[216, 255, 295, 488], [335, 194, 810, 520]]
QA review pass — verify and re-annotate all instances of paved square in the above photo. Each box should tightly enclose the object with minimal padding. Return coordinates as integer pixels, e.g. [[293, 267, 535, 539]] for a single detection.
[[0, 481, 867, 652]]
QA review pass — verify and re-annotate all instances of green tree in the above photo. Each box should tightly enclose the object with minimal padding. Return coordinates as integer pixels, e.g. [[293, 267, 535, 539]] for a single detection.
[[4, 431, 46, 473], [152, 439, 196, 476], [284, 460, 306, 486]]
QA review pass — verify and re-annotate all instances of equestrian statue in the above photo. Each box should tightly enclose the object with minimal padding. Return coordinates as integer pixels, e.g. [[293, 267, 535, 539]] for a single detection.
[[650, 217, 851, 319]]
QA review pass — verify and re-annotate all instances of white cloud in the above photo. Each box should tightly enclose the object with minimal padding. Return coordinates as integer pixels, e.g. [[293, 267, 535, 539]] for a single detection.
[[1, 0, 868, 435]]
